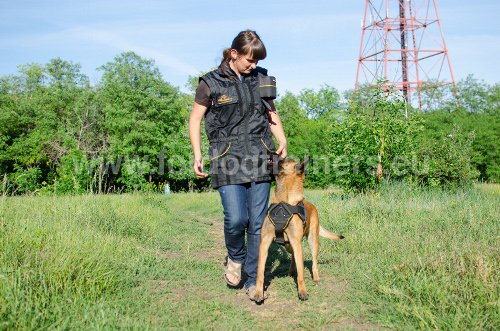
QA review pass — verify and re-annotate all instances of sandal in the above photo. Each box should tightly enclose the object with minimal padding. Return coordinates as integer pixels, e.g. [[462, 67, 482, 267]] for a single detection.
[[224, 257, 242, 288]]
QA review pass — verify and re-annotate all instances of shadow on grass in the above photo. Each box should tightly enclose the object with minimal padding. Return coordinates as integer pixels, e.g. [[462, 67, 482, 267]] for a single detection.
[[233, 242, 315, 291], [263, 242, 314, 287]]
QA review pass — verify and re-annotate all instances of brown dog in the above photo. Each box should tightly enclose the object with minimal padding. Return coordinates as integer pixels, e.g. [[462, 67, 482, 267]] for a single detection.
[[254, 158, 344, 303]]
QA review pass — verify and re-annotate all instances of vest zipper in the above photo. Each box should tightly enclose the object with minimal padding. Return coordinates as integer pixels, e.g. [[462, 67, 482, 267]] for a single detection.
[[238, 79, 251, 155], [245, 80, 256, 157], [232, 82, 247, 149]]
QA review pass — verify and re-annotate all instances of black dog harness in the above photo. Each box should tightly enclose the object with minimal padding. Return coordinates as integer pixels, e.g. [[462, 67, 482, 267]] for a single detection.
[[267, 201, 307, 245]]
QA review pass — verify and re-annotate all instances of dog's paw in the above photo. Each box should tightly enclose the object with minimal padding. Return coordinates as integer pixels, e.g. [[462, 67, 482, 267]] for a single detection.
[[247, 286, 268, 303], [254, 293, 265, 303], [298, 291, 309, 301]]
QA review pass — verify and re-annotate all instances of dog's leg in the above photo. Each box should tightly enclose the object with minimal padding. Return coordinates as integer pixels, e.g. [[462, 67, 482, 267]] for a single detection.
[[255, 221, 274, 303], [307, 210, 320, 285], [288, 222, 308, 301], [288, 252, 297, 277], [285, 244, 297, 277]]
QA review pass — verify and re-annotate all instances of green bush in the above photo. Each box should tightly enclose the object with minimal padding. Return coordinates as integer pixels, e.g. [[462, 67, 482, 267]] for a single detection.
[[54, 152, 94, 194], [411, 125, 479, 188], [417, 110, 499, 182], [329, 91, 422, 192], [7, 166, 42, 194], [329, 87, 483, 192]]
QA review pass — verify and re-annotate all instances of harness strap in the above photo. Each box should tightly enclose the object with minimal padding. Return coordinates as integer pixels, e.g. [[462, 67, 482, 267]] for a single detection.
[[267, 201, 307, 245]]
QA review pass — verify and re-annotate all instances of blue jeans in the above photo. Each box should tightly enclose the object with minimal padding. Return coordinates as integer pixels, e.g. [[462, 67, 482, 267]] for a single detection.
[[218, 181, 271, 288]]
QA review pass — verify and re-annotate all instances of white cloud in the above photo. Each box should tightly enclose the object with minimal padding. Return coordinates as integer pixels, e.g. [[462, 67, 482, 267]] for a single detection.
[[26, 25, 200, 76]]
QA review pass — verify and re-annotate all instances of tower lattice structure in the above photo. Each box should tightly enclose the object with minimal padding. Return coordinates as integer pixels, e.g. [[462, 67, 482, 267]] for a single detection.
[[354, 0, 458, 108]]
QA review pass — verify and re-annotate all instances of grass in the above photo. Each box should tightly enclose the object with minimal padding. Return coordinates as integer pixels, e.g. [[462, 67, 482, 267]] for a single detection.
[[0, 183, 498, 330]]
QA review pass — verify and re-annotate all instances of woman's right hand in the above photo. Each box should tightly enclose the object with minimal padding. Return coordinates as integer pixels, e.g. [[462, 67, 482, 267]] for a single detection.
[[193, 157, 208, 178], [189, 102, 209, 179]]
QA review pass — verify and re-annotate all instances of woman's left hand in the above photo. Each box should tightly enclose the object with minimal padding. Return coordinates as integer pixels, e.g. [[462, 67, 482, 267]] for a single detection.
[[267, 110, 287, 159], [276, 140, 287, 158]]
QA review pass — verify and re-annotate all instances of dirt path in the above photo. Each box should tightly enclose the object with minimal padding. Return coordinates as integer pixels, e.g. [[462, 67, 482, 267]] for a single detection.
[[189, 214, 386, 330]]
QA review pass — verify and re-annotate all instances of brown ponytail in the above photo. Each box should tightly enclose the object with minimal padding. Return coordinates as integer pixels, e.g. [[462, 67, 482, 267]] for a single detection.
[[221, 48, 232, 65], [220, 30, 267, 66]]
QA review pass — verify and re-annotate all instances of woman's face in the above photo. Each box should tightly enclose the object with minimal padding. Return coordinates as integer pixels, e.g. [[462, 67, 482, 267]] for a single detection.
[[230, 49, 258, 75]]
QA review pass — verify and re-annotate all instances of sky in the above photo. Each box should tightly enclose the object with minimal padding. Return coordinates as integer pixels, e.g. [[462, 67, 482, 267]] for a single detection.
[[1, 0, 499, 94]]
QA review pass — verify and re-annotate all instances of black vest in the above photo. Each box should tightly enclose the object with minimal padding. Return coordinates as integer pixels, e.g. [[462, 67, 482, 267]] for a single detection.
[[201, 64, 277, 188]]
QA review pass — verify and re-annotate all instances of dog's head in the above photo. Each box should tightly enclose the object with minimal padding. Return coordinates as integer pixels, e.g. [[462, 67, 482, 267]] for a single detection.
[[277, 157, 309, 178]]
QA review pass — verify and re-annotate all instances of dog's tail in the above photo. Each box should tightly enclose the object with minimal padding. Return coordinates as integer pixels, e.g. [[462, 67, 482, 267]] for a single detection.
[[319, 226, 344, 240]]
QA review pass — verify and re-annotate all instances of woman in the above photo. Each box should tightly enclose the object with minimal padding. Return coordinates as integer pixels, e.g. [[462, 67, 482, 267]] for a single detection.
[[189, 30, 287, 300]]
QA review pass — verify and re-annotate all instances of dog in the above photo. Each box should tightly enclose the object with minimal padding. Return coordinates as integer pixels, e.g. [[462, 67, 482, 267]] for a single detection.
[[254, 158, 344, 303]]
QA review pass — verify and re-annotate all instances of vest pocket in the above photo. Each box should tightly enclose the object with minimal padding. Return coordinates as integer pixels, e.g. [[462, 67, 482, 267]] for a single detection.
[[213, 86, 240, 126], [209, 143, 232, 161], [260, 136, 279, 175], [209, 142, 233, 181], [260, 136, 276, 154], [214, 91, 239, 107]]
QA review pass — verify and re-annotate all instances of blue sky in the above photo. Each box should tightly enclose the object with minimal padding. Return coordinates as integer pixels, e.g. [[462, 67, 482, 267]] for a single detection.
[[1, 0, 499, 94]]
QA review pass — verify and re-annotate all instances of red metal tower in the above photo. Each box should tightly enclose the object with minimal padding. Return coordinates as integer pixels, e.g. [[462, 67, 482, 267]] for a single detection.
[[354, 0, 458, 109]]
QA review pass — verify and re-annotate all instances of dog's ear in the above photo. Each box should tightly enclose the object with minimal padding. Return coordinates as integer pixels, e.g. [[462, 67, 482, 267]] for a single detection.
[[278, 157, 286, 168], [295, 156, 309, 174]]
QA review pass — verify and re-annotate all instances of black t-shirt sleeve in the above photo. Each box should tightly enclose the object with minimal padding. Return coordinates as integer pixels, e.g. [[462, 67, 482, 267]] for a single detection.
[[194, 80, 212, 107]]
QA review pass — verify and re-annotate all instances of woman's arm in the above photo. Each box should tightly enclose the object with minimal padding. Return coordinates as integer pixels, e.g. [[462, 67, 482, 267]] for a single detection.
[[267, 109, 287, 158], [189, 102, 209, 178]]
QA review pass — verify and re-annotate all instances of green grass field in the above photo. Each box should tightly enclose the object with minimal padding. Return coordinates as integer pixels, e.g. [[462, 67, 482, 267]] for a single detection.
[[0, 183, 498, 330]]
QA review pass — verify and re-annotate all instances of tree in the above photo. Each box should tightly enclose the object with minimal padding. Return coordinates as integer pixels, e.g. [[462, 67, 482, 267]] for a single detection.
[[0, 59, 92, 193], [97, 52, 187, 191], [419, 80, 456, 112], [457, 74, 491, 113], [299, 85, 342, 119]]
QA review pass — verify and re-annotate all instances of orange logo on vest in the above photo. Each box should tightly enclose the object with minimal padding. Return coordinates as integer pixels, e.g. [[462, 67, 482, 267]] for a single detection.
[[217, 95, 233, 104]]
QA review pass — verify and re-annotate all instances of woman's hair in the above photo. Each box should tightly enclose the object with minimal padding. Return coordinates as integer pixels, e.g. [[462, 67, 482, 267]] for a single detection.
[[221, 30, 267, 65]]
